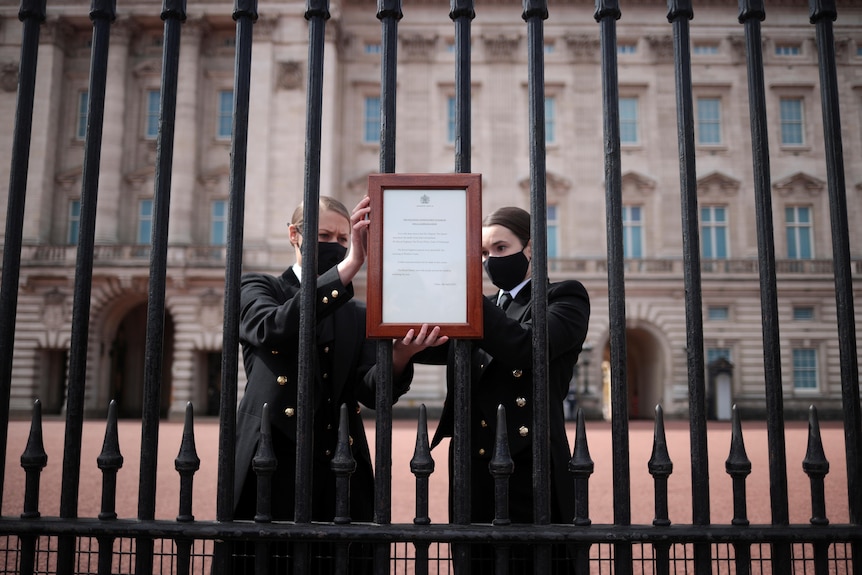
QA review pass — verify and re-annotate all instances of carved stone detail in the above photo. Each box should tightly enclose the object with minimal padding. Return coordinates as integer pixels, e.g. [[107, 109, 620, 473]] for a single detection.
[[646, 35, 674, 63], [564, 33, 600, 63], [697, 171, 741, 197], [277, 61, 303, 90], [482, 34, 520, 61], [401, 34, 438, 61], [773, 172, 825, 197], [1, 63, 18, 93]]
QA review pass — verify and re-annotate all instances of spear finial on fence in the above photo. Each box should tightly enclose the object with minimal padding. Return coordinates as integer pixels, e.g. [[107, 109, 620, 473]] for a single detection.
[[648, 405, 673, 527], [489, 404, 514, 526], [802, 405, 830, 526], [569, 408, 594, 527], [410, 404, 435, 526], [253, 403, 277, 523], [725, 405, 752, 526], [21, 399, 47, 519], [332, 403, 357, 525], [175, 402, 201, 522], [97, 400, 124, 520]]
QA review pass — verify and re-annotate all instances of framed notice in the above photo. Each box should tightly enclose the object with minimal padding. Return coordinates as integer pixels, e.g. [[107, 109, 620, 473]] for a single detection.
[[366, 173, 483, 339]]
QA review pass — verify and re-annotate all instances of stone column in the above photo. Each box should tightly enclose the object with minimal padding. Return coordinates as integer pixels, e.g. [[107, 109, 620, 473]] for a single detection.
[[94, 20, 133, 243], [168, 19, 204, 245], [245, 18, 275, 245], [23, 20, 69, 243]]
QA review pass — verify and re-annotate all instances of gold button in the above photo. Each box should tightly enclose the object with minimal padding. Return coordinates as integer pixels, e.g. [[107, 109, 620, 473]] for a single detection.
[[326, 424, 332, 430], [515, 397, 526, 408], [480, 420, 487, 428], [478, 448, 485, 456], [322, 296, 329, 304], [355, 405, 361, 414], [480, 364, 484, 369], [349, 436, 354, 446], [324, 346, 330, 353], [325, 449, 331, 456], [512, 369, 523, 378], [271, 350, 279, 355], [277, 375, 288, 385], [284, 407, 296, 417], [519, 426, 529, 437], [331, 289, 339, 298], [322, 373, 328, 379]]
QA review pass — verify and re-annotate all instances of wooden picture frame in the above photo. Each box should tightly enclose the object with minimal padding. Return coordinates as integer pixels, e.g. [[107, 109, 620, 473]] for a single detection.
[[366, 173, 483, 339]]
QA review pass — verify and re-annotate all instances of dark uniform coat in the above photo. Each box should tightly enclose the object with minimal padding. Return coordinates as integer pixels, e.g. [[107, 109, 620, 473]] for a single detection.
[[234, 265, 412, 523], [419, 279, 590, 526]]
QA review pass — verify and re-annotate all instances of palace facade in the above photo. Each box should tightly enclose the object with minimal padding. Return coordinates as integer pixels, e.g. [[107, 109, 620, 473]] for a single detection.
[[0, 0, 860, 420]]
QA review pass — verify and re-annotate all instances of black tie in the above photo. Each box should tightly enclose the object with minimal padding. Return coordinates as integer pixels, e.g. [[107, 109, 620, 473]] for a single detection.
[[498, 292, 513, 311]]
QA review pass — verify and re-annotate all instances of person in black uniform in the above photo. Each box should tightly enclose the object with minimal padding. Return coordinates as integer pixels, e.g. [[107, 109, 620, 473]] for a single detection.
[[233, 195, 445, 573], [412, 206, 590, 574]]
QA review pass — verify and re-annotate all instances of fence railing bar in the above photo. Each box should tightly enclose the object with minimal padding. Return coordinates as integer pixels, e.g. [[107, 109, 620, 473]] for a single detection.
[[667, 2, 711, 572], [56, 3, 115, 573], [6, 517, 861, 545], [96, 401, 121, 575], [595, 0, 632, 573], [450, 0, 475, 571], [174, 403, 199, 575], [0, 0, 45, 515], [411, 405, 434, 575], [738, 2, 791, 569], [136, 2, 186, 570], [808, 0, 862, 538]]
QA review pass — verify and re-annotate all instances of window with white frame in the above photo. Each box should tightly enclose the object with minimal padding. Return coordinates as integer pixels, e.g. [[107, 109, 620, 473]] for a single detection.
[[364, 96, 380, 143], [138, 199, 154, 245], [68, 200, 81, 245], [545, 96, 556, 144], [76, 91, 89, 140], [145, 89, 160, 139], [779, 97, 804, 146], [618, 43, 637, 54], [619, 97, 639, 144], [775, 44, 801, 56], [211, 200, 227, 246], [217, 90, 233, 139], [706, 347, 732, 364], [697, 97, 722, 145], [622, 205, 643, 258], [693, 44, 719, 55], [707, 306, 729, 321], [792, 348, 818, 390], [547, 204, 559, 259], [785, 206, 813, 259], [364, 43, 381, 54], [701, 205, 728, 259], [793, 306, 815, 321]]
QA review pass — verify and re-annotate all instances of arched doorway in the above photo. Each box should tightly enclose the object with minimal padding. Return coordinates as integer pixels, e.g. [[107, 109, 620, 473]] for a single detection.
[[601, 325, 666, 419], [108, 303, 175, 418]]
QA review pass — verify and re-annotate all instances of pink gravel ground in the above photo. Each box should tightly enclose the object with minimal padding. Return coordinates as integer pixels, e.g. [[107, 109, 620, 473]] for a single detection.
[[1, 416, 851, 526]]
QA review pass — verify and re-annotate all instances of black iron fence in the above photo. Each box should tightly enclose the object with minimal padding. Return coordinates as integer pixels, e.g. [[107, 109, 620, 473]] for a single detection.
[[1, 0, 860, 573]]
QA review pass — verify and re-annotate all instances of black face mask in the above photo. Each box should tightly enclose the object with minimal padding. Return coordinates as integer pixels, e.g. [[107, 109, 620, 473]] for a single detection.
[[317, 242, 347, 275], [483, 249, 529, 291]]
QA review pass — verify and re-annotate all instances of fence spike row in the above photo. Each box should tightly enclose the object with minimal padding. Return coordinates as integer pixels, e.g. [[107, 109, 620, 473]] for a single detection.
[[21, 399, 47, 519], [332, 403, 357, 525], [97, 400, 123, 521], [802, 405, 830, 526], [569, 408, 594, 527], [725, 405, 752, 527], [175, 402, 201, 522], [253, 403, 277, 523], [489, 404, 514, 527], [648, 405, 673, 527]]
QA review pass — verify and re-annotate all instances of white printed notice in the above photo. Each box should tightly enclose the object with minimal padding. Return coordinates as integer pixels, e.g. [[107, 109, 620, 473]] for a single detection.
[[382, 188, 467, 324]]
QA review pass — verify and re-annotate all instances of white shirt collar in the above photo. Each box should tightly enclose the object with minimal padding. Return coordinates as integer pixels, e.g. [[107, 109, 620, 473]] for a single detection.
[[498, 278, 530, 304], [291, 263, 302, 283]]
